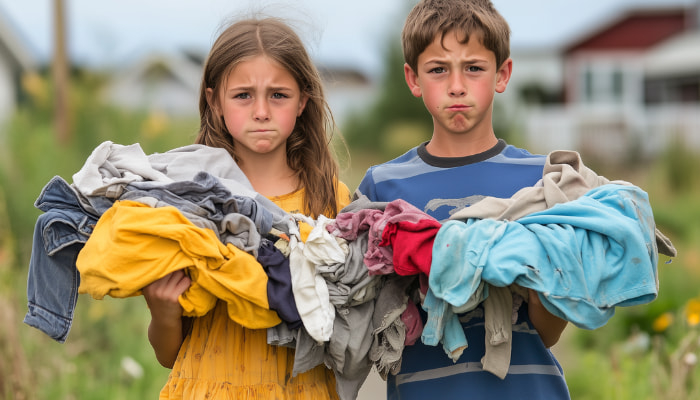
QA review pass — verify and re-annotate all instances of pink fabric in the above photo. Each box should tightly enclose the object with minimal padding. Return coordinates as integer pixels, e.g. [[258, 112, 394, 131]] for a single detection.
[[328, 199, 440, 275], [365, 199, 439, 275], [327, 208, 383, 241], [401, 298, 424, 346]]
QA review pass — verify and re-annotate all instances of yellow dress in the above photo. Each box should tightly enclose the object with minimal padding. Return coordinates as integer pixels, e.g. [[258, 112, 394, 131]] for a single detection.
[[160, 184, 351, 400]]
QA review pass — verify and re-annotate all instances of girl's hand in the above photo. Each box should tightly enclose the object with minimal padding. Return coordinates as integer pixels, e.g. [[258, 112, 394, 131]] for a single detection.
[[143, 270, 191, 368], [143, 270, 191, 321]]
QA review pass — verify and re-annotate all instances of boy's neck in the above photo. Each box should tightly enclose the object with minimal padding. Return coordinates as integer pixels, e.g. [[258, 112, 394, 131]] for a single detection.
[[424, 132, 499, 158]]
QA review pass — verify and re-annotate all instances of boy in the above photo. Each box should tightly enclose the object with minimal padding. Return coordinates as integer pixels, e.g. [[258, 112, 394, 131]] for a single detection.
[[355, 0, 571, 398]]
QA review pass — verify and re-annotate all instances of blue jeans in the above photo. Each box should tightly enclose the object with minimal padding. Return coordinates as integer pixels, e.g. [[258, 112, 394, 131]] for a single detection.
[[24, 176, 98, 343]]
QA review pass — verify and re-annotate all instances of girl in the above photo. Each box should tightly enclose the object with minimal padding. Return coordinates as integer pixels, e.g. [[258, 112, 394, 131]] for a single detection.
[[143, 17, 350, 399]]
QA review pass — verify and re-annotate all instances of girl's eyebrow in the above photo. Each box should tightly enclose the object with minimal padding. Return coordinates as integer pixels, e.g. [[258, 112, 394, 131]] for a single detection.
[[225, 85, 251, 92], [225, 85, 295, 92], [268, 85, 296, 91]]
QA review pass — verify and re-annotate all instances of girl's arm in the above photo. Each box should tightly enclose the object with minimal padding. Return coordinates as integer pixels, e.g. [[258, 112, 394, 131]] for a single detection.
[[527, 289, 568, 348], [142, 270, 191, 368]]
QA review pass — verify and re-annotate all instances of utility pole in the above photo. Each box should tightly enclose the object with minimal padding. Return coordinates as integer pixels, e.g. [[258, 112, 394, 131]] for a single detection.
[[53, 0, 70, 144]]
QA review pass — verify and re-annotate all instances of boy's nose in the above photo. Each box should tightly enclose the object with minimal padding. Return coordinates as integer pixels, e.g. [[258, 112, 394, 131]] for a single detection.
[[449, 75, 466, 97]]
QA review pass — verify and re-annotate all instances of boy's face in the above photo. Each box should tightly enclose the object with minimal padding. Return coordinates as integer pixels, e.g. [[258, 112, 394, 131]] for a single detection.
[[404, 30, 512, 140]]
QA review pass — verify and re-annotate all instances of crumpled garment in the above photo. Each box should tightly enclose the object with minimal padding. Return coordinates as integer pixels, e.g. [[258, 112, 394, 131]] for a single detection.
[[481, 285, 513, 379], [257, 238, 301, 329], [71, 140, 294, 235], [76, 200, 280, 329], [289, 215, 347, 343], [380, 218, 441, 276], [369, 275, 415, 379], [401, 298, 423, 346], [319, 231, 383, 308], [431, 184, 662, 331], [364, 200, 437, 275], [450, 149, 676, 257]]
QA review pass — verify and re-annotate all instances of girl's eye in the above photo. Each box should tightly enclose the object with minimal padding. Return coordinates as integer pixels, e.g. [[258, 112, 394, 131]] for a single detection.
[[234, 93, 251, 99], [272, 92, 289, 99]]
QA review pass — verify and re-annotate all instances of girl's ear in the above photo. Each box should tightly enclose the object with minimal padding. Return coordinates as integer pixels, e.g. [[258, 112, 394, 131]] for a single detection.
[[297, 94, 309, 117], [205, 87, 220, 115]]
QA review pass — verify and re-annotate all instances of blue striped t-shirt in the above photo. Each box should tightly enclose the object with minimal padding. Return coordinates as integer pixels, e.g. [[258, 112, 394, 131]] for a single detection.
[[356, 140, 571, 399]]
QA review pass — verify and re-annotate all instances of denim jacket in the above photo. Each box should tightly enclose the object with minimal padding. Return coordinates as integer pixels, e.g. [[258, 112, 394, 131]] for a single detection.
[[24, 176, 99, 342]]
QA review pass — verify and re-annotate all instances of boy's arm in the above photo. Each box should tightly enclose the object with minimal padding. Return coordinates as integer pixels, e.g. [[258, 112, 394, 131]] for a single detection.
[[527, 289, 567, 348], [142, 270, 191, 368]]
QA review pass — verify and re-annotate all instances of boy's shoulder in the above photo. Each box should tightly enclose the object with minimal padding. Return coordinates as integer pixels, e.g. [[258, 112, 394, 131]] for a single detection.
[[364, 140, 544, 177], [372, 144, 423, 167], [361, 144, 424, 183], [357, 140, 547, 207]]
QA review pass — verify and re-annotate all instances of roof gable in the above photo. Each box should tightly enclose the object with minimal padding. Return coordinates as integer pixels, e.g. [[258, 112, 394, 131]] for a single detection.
[[565, 7, 689, 54]]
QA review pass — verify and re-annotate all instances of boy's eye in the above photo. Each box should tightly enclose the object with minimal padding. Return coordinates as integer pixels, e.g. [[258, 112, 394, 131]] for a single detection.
[[429, 67, 446, 74], [467, 66, 483, 72]]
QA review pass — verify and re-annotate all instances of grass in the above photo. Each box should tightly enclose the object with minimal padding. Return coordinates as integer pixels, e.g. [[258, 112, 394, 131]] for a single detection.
[[2, 72, 700, 399]]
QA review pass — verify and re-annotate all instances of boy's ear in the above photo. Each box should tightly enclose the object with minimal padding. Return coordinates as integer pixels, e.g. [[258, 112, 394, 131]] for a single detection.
[[495, 58, 513, 94], [205, 87, 221, 115], [404, 63, 423, 98]]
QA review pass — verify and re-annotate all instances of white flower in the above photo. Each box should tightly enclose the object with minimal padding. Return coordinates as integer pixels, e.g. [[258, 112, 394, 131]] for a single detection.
[[120, 356, 144, 379]]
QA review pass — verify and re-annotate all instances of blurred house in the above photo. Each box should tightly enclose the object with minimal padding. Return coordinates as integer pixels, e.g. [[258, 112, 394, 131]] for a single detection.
[[319, 65, 378, 126], [0, 5, 35, 124], [509, 2, 700, 162], [103, 50, 204, 117], [104, 51, 376, 127]]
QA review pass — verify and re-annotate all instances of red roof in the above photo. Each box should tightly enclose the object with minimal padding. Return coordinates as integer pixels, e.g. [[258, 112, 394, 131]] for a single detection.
[[565, 7, 689, 53]]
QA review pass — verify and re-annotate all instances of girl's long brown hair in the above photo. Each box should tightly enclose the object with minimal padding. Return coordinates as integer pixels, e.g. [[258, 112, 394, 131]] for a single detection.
[[196, 18, 341, 218]]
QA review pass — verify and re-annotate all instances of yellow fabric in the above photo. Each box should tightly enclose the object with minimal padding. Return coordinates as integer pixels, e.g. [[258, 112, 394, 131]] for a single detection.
[[160, 182, 351, 400], [268, 183, 351, 242], [76, 200, 280, 329]]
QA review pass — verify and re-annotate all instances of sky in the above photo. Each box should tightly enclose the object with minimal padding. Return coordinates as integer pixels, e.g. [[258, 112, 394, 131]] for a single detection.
[[0, 0, 694, 77]]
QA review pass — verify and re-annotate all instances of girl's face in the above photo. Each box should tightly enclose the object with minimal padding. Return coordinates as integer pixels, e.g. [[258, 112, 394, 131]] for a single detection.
[[209, 55, 308, 160]]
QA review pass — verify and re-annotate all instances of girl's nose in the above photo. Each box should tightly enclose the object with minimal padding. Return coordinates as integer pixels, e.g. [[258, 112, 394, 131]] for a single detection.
[[253, 99, 270, 121]]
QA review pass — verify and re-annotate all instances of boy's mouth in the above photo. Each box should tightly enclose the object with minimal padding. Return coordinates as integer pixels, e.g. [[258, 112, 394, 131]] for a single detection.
[[447, 104, 470, 111]]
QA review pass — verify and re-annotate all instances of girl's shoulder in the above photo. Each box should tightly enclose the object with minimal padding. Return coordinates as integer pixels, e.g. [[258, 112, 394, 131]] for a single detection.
[[336, 180, 351, 209]]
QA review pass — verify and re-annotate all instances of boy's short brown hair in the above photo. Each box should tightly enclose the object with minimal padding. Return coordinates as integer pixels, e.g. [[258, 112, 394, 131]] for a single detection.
[[401, 0, 511, 72]]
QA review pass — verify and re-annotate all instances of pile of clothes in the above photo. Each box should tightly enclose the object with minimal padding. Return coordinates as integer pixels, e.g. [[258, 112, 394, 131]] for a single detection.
[[24, 141, 676, 400]]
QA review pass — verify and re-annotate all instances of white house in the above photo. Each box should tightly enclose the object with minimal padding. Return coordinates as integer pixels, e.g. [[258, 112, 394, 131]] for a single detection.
[[517, 2, 700, 161], [319, 65, 377, 126], [103, 50, 204, 117]]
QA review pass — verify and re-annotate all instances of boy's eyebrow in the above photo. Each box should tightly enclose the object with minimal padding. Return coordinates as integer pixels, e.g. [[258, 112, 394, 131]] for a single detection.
[[423, 57, 490, 65]]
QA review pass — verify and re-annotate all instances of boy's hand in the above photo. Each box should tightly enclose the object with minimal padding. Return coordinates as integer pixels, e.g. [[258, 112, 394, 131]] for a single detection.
[[527, 288, 567, 348]]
